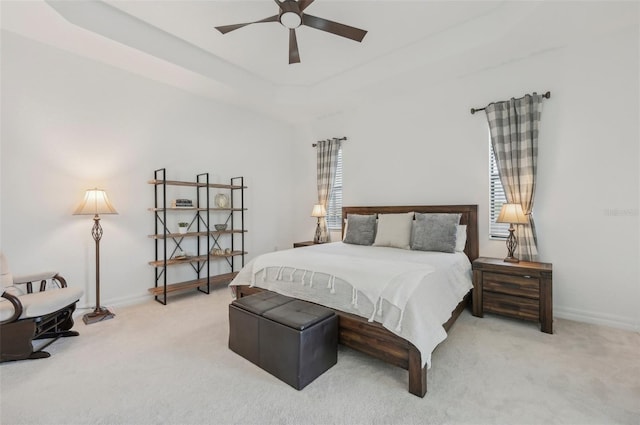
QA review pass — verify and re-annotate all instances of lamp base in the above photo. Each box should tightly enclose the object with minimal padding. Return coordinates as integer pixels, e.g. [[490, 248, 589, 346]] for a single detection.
[[504, 226, 519, 263], [83, 307, 115, 325], [313, 219, 322, 244]]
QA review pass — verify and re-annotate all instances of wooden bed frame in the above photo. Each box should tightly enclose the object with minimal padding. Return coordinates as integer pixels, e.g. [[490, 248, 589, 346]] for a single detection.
[[236, 205, 478, 397]]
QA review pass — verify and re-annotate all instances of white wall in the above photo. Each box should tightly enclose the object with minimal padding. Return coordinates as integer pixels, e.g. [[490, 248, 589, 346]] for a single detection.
[[1, 31, 295, 308], [292, 22, 639, 330], [2, 4, 638, 332]]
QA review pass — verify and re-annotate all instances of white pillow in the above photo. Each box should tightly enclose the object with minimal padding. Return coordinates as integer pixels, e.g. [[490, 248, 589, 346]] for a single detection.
[[373, 212, 414, 249], [455, 225, 467, 252]]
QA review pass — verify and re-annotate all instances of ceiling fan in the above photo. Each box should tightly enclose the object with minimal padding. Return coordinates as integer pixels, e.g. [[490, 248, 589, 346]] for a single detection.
[[215, 0, 367, 64]]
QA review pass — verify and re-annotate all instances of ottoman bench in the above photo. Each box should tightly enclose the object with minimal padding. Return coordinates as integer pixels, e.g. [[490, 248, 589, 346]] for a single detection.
[[228, 292, 338, 390], [228, 291, 294, 366]]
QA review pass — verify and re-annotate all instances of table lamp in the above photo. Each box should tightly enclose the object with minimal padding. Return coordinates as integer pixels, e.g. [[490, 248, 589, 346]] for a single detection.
[[496, 203, 528, 263], [74, 188, 118, 324], [311, 204, 326, 244]]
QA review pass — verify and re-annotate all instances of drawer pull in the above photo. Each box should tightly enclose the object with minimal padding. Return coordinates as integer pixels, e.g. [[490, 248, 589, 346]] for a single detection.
[[523, 275, 532, 279]]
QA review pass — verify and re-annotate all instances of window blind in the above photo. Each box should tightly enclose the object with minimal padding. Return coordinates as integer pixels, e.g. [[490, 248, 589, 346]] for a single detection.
[[327, 148, 343, 229], [489, 143, 509, 239]]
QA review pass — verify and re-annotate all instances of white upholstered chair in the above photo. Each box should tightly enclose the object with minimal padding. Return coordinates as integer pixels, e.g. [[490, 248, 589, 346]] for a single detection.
[[1, 252, 83, 362]]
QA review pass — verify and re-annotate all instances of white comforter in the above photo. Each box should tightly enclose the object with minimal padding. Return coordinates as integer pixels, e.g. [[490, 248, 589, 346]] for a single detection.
[[229, 242, 472, 368]]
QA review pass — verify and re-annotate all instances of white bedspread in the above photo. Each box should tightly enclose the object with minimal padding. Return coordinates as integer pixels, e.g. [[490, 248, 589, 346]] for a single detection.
[[230, 242, 473, 368]]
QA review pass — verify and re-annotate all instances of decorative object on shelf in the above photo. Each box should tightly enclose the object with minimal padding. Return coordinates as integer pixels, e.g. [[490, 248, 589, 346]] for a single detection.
[[311, 204, 327, 244], [177, 222, 189, 234], [73, 188, 118, 325], [224, 248, 231, 255], [171, 199, 193, 208], [215, 193, 229, 208], [496, 203, 528, 263], [214, 224, 227, 231], [213, 249, 224, 256]]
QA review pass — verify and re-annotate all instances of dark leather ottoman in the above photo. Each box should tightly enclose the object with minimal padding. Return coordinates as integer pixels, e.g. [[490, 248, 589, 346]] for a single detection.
[[228, 292, 338, 390], [228, 291, 294, 366], [260, 300, 338, 390]]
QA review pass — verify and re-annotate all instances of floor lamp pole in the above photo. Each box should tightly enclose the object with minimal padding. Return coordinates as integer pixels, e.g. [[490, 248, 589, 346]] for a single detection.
[[83, 214, 115, 325]]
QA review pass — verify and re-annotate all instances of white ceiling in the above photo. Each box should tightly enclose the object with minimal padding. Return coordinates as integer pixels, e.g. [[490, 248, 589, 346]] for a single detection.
[[1, 1, 636, 124]]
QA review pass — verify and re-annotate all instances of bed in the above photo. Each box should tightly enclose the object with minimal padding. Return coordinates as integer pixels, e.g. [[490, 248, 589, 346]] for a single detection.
[[231, 205, 478, 397]]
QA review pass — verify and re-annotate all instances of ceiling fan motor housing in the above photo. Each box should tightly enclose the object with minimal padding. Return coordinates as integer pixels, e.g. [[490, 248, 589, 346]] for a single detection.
[[279, 0, 302, 29]]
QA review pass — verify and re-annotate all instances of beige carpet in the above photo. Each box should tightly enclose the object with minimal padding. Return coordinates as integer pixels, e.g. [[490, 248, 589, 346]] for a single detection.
[[1, 288, 638, 425]]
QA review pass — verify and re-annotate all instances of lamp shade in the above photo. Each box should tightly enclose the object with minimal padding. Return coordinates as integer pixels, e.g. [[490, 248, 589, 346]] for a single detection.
[[73, 188, 118, 215], [311, 204, 326, 218], [496, 203, 527, 224]]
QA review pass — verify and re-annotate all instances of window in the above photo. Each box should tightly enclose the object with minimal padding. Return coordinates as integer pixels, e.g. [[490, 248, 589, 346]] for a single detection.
[[489, 143, 509, 239], [326, 148, 343, 230]]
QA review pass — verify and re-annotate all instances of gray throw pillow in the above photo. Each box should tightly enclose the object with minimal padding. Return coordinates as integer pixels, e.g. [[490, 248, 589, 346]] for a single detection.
[[411, 213, 461, 253], [343, 214, 377, 246]]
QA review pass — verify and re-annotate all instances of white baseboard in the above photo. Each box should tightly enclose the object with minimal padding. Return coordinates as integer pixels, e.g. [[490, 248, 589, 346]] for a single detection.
[[554, 306, 640, 332], [75, 295, 640, 333], [74, 293, 151, 318], [106, 293, 152, 309]]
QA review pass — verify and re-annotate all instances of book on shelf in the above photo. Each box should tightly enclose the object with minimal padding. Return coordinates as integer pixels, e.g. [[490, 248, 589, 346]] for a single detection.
[[171, 199, 193, 207]]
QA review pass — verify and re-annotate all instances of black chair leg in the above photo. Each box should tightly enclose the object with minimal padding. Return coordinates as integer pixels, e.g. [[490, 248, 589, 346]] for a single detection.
[[1, 320, 37, 362], [1, 302, 81, 363], [28, 351, 51, 360], [36, 330, 79, 340]]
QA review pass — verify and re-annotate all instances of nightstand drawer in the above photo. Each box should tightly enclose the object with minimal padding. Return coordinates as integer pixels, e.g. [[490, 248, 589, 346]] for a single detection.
[[483, 272, 540, 299], [483, 292, 539, 321]]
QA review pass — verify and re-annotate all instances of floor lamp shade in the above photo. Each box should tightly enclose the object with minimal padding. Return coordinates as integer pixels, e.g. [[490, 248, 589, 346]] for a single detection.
[[73, 189, 118, 216], [74, 188, 118, 324]]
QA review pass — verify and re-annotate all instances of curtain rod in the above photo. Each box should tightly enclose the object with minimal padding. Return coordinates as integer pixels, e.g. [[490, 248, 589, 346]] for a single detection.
[[312, 137, 347, 147], [470, 91, 551, 115]]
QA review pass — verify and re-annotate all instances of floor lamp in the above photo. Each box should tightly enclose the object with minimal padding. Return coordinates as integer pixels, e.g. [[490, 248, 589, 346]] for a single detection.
[[74, 188, 118, 324]]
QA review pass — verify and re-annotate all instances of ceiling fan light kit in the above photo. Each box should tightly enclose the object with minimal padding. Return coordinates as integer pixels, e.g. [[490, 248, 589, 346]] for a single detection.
[[279, 0, 302, 29], [215, 0, 367, 64]]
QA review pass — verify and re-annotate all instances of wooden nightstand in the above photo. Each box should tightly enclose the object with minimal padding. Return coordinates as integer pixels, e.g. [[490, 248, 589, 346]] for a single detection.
[[472, 257, 553, 334], [293, 241, 323, 248]]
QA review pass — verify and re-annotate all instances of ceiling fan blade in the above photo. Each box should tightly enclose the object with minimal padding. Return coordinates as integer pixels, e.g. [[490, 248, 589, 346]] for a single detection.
[[298, 0, 315, 12], [215, 15, 279, 34], [289, 28, 300, 64], [302, 14, 367, 42]]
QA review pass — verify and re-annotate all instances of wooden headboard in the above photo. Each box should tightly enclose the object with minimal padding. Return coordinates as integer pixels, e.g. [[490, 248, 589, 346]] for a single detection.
[[342, 205, 479, 262]]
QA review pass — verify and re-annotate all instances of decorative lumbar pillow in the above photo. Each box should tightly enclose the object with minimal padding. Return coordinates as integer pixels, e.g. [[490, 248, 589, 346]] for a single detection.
[[373, 212, 414, 249], [455, 224, 467, 252], [411, 213, 462, 253], [343, 214, 377, 246]]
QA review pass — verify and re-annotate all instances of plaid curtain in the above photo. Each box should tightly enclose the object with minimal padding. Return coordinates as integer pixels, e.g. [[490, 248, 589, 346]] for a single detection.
[[486, 93, 543, 261], [316, 138, 341, 242]]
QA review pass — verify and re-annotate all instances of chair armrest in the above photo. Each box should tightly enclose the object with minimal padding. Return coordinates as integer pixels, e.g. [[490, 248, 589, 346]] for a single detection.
[[12, 273, 67, 293], [1, 291, 23, 324], [13, 272, 59, 285]]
